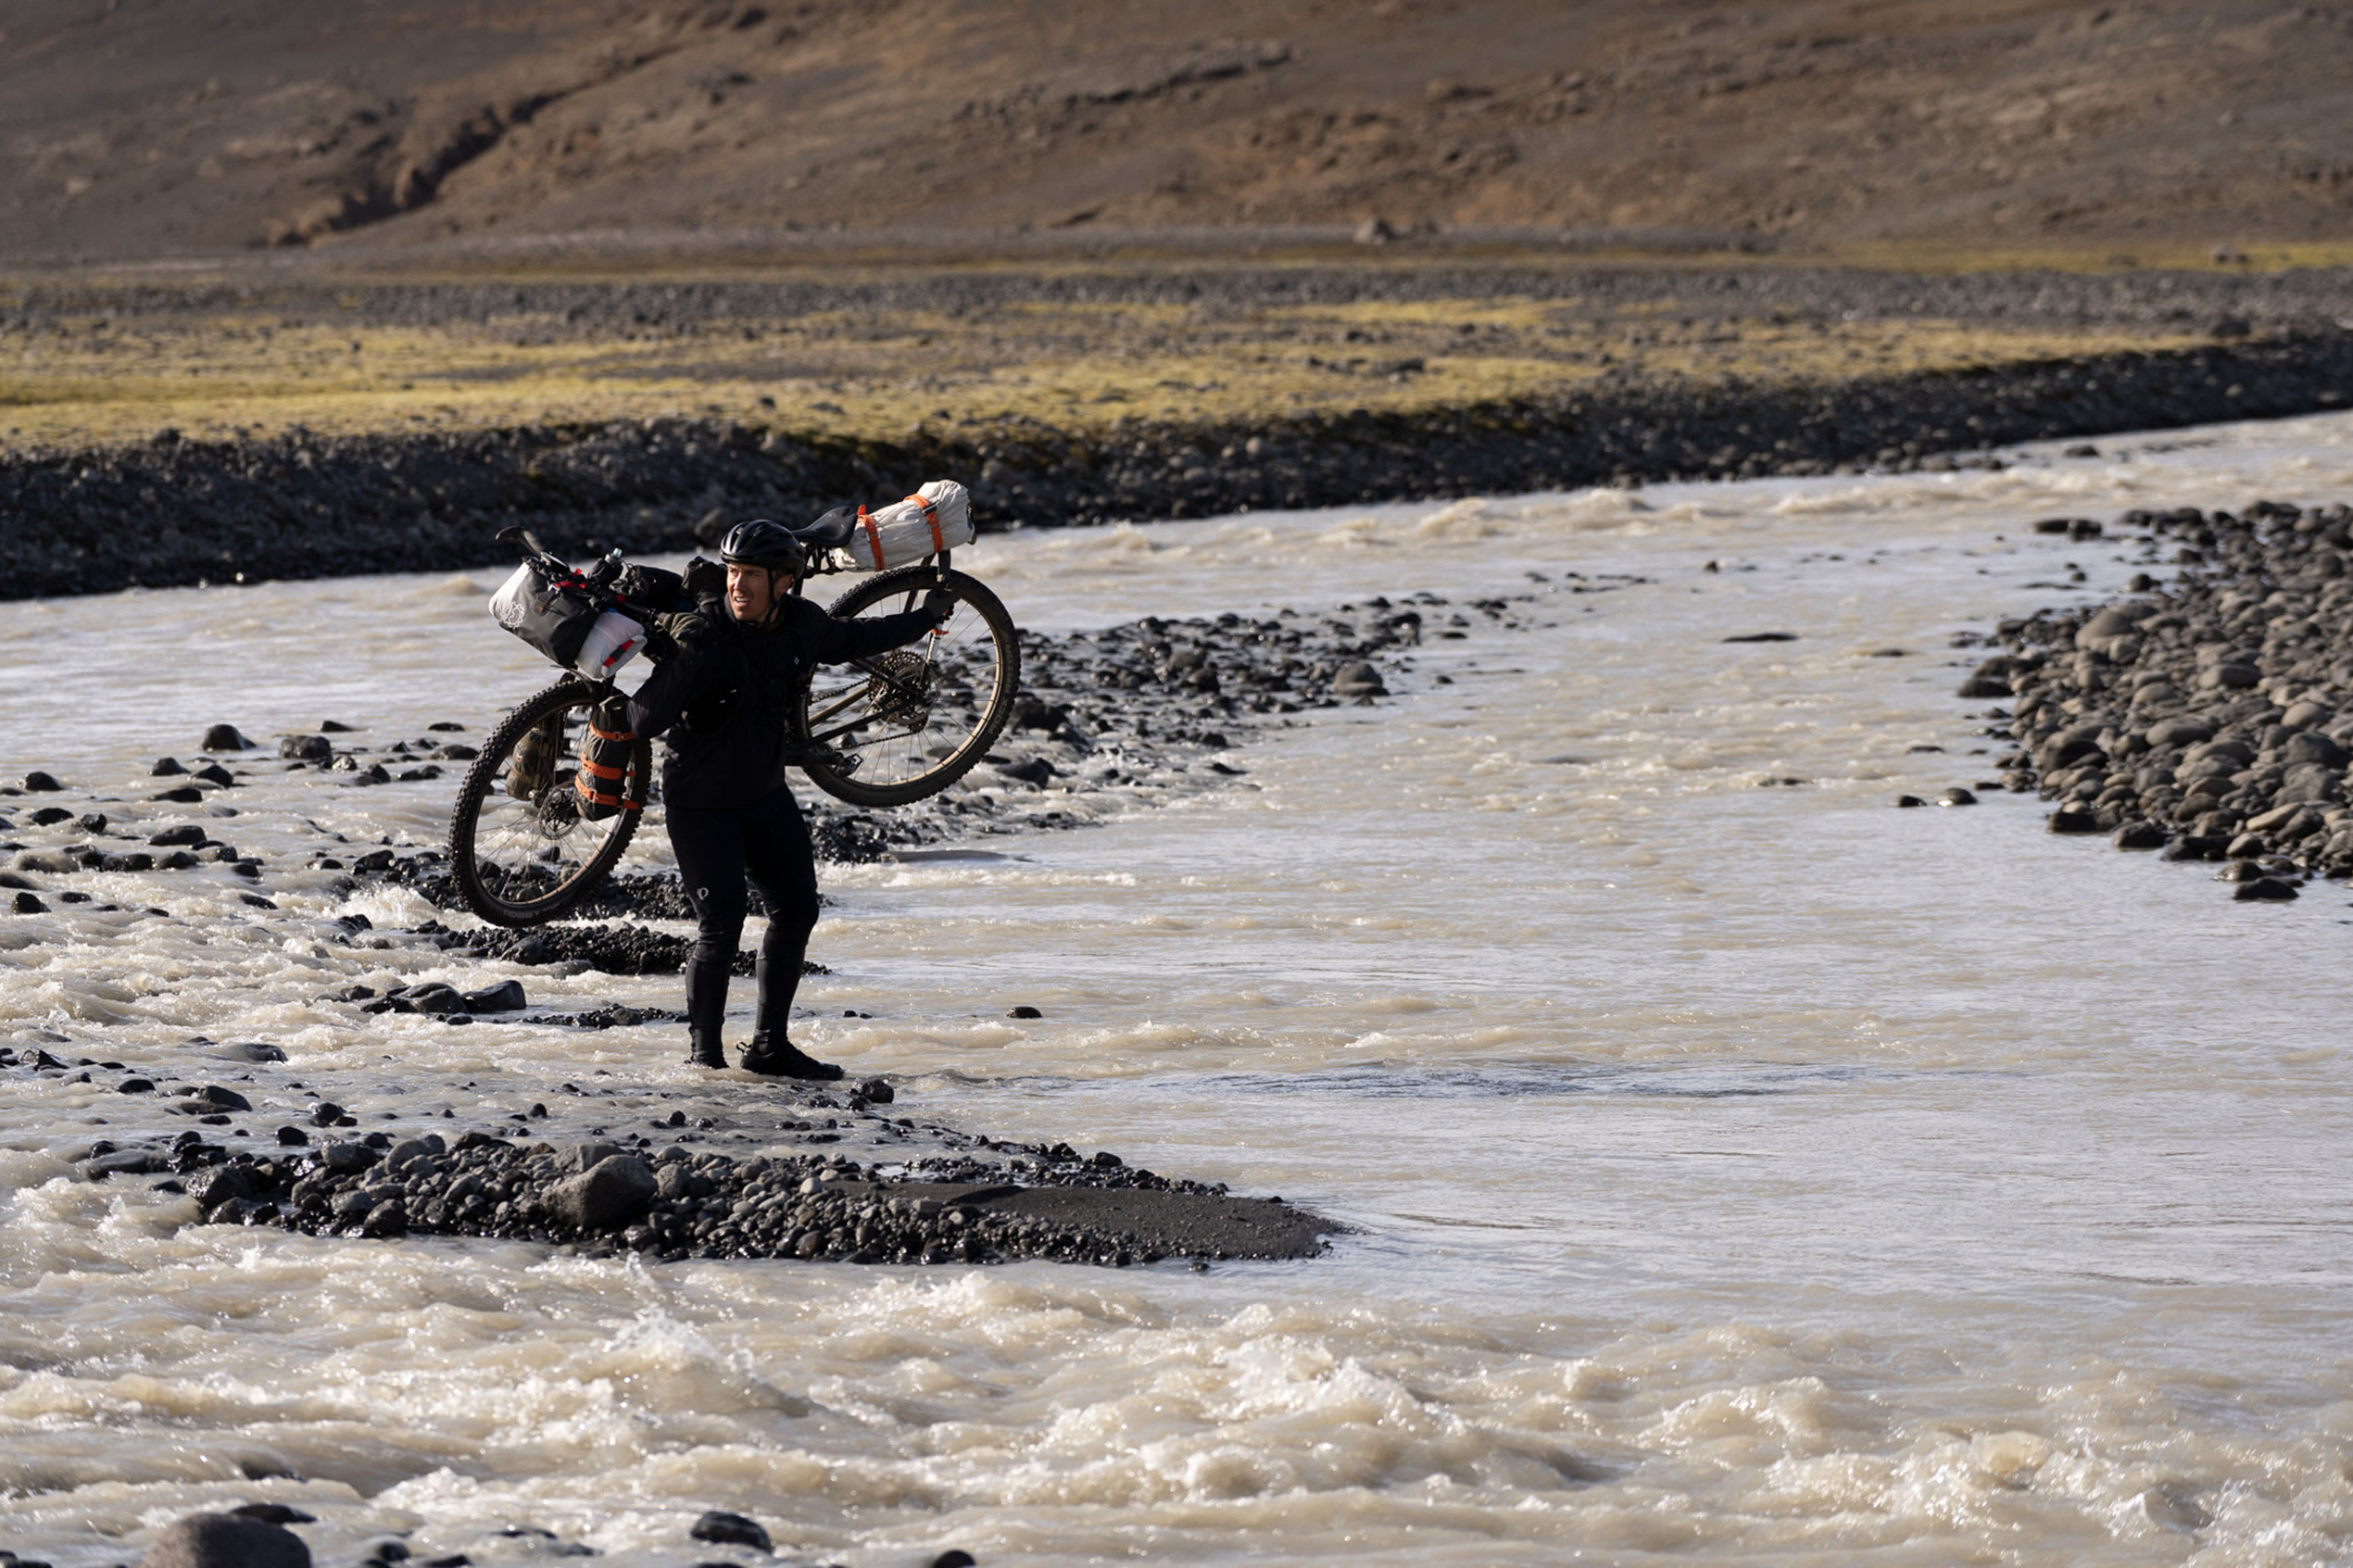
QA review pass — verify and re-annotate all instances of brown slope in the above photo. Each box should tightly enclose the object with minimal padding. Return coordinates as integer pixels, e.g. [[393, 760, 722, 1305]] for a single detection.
[[2, 0, 2350, 263]]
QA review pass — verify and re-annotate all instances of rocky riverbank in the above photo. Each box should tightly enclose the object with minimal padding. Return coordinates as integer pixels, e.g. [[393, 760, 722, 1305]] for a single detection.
[[132, 1122, 1332, 1267], [1963, 495, 2353, 901]]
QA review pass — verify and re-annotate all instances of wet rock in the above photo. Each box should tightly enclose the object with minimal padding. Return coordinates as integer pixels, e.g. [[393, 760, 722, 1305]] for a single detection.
[[277, 735, 333, 762], [461, 979, 528, 1013], [994, 756, 1055, 785], [195, 1166, 256, 1212], [200, 724, 254, 751], [22, 771, 61, 792], [13, 891, 46, 914], [1938, 787, 1977, 807], [931, 1552, 977, 1568], [2233, 876, 2299, 901], [2145, 717, 2216, 747], [1008, 1005, 1044, 1019], [547, 1154, 658, 1231], [28, 806, 72, 827], [140, 1512, 310, 1568], [2112, 821, 2168, 850], [2046, 808, 2103, 834], [1893, 795, 1926, 808], [857, 1076, 895, 1105], [1331, 659, 1388, 697], [152, 757, 187, 776], [148, 824, 208, 847], [688, 1512, 772, 1552]]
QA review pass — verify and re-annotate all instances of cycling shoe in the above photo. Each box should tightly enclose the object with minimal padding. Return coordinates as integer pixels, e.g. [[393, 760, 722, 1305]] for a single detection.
[[739, 1038, 845, 1081]]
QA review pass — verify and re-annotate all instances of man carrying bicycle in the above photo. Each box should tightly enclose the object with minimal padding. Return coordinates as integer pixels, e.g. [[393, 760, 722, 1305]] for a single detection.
[[609, 520, 950, 1078]]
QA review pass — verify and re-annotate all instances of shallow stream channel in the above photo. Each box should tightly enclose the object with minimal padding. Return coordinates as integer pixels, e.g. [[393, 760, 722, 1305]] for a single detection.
[[6, 410, 2353, 1566]]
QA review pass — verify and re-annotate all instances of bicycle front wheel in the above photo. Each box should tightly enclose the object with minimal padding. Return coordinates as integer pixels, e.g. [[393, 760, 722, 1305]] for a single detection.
[[447, 677, 653, 925], [796, 565, 1020, 807]]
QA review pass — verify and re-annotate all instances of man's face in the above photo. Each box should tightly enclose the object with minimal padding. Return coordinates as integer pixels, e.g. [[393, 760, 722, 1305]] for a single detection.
[[726, 563, 791, 621]]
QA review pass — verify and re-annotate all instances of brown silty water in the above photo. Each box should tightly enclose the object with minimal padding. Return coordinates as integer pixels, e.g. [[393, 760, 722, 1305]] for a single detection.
[[5, 411, 2353, 1565]]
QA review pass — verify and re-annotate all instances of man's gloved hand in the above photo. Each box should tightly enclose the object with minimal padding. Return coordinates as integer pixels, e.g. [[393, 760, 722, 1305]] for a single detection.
[[644, 608, 711, 662], [921, 587, 957, 626], [682, 556, 726, 604]]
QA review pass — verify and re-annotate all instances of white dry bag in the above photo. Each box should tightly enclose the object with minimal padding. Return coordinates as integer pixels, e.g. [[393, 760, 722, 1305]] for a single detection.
[[847, 480, 975, 571]]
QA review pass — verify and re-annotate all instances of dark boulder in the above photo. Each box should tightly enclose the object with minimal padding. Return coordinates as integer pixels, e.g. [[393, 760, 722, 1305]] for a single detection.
[[689, 1512, 773, 1552], [547, 1154, 658, 1232], [140, 1512, 309, 1568]]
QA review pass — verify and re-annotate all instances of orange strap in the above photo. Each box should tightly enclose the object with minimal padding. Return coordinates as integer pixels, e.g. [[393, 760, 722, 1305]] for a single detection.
[[588, 724, 635, 742], [907, 493, 944, 555], [858, 505, 886, 571], [574, 774, 641, 809], [579, 756, 628, 782]]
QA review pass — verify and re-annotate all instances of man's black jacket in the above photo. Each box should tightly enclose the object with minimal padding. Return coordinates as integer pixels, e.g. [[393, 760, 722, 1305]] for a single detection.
[[626, 595, 934, 810]]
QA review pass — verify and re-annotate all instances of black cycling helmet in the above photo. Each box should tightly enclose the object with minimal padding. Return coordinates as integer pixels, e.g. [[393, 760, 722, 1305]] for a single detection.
[[718, 518, 808, 577]]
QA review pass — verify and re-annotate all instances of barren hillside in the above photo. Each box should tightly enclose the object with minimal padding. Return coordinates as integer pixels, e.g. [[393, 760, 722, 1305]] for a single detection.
[[4, 0, 2350, 264]]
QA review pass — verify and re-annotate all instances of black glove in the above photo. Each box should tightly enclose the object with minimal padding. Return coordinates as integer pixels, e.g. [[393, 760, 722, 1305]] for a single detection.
[[682, 556, 725, 604], [646, 608, 710, 662], [922, 588, 957, 625]]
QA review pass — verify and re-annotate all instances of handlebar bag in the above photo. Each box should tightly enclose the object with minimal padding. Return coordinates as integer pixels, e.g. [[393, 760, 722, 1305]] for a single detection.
[[489, 560, 605, 668]]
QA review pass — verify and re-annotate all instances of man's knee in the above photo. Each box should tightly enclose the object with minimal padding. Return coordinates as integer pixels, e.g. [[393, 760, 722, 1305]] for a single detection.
[[762, 887, 820, 940]]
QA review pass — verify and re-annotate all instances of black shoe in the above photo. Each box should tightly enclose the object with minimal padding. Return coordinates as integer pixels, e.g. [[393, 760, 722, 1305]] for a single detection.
[[686, 1035, 726, 1070], [739, 1039, 844, 1080]]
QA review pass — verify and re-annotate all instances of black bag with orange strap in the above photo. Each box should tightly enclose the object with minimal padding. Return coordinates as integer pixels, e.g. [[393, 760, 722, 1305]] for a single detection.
[[575, 694, 638, 821]]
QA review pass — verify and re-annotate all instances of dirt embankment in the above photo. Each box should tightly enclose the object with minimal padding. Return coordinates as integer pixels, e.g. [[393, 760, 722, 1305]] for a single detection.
[[3, 0, 2350, 264]]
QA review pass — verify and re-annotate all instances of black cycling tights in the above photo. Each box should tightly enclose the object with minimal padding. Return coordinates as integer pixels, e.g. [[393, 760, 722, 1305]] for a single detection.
[[664, 784, 823, 1056]]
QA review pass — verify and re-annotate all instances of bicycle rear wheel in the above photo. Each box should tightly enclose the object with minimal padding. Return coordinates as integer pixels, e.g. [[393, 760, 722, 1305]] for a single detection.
[[447, 677, 653, 925], [796, 565, 1020, 807]]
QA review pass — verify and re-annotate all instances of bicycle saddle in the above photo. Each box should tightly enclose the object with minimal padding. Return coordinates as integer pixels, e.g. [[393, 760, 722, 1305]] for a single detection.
[[790, 506, 860, 550]]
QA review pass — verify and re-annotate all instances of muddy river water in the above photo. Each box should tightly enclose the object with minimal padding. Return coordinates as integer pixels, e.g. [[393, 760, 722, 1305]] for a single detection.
[[6, 411, 2353, 1566]]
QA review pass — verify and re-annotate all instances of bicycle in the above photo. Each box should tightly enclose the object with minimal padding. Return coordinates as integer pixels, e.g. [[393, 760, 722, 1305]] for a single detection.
[[447, 515, 1020, 927]]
